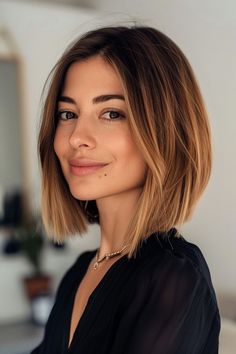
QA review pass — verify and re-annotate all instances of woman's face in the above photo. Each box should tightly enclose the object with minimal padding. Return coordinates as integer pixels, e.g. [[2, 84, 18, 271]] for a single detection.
[[54, 55, 147, 201]]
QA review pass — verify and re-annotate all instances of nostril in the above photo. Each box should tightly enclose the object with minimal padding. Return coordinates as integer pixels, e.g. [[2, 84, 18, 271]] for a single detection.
[[69, 133, 93, 150], [69, 140, 89, 149]]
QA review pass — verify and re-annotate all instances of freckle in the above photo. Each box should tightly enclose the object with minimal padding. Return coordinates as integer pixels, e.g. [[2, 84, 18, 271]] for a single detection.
[[104, 174, 107, 176]]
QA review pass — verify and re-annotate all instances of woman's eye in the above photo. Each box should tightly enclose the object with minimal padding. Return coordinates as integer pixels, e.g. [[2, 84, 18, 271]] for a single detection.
[[57, 110, 76, 120], [102, 110, 125, 121], [56, 109, 125, 122]]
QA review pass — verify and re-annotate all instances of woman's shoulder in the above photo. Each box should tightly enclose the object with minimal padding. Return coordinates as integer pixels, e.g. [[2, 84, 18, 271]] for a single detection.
[[118, 230, 221, 354], [143, 229, 212, 277], [137, 228, 219, 308]]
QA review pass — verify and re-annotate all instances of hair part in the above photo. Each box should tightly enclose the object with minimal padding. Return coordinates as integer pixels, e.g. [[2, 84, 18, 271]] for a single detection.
[[38, 24, 212, 259]]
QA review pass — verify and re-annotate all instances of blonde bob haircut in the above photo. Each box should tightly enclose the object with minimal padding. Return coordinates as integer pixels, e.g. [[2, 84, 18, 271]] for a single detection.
[[38, 25, 212, 259]]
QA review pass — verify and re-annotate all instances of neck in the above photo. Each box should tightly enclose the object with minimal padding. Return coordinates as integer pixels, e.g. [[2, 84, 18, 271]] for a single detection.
[[96, 188, 142, 256]]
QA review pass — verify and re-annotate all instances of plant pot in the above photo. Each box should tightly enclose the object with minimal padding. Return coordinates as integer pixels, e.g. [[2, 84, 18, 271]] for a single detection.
[[23, 273, 52, 300]]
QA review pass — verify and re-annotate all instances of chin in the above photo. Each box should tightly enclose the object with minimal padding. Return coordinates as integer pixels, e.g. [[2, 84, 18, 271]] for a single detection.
[[68, 187, 97, 201]]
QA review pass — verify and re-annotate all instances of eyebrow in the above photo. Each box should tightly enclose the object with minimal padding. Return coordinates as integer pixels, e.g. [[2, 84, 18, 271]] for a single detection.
[[58, 94, 125, 105]]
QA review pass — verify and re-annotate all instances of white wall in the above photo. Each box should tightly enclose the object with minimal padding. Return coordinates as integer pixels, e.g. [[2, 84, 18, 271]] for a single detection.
[[0, 0, 235, 302]]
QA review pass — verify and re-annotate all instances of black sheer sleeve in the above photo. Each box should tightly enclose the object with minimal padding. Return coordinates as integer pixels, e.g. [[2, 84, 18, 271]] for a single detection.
[[110, 253, 220, 354]]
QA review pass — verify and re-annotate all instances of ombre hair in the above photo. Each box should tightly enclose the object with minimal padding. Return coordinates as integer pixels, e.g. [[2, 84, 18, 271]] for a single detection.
[[38, 25, 212, 259]]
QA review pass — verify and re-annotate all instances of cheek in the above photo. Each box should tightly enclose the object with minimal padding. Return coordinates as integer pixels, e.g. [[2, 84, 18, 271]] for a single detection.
[[53, 132, 59, 158], [117, 133, 147, 175], [119, 132, 141, 162], [53, 129, 65, 160]]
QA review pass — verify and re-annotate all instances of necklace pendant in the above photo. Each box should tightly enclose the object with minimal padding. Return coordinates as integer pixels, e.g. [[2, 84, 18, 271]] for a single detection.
[[93, 261, 99, 270]]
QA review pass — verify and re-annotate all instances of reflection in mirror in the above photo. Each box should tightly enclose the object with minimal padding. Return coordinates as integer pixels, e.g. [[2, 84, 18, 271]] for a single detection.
[[0, 59, 23, 197], [0, 58, 25, 229], [0, 27, 27, 227]]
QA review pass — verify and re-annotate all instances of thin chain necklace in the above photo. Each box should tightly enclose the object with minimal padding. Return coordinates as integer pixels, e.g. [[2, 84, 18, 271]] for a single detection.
[[93, 244, 130, 270]]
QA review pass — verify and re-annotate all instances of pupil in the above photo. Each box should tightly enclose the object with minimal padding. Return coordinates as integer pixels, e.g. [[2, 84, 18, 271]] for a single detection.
[[110, 111, 118, 118]]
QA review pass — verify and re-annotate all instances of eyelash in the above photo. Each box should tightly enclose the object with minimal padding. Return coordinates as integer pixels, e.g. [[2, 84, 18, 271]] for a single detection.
[[56, 109, 125, 122]]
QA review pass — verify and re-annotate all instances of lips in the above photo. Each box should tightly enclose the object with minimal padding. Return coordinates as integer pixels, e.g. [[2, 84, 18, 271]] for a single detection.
[[69, 159, 109, 176], [69, 159, 108, 167]]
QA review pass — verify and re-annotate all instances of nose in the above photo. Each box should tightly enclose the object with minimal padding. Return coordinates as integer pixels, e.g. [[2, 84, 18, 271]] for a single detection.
[[69, 115, 95, 150]]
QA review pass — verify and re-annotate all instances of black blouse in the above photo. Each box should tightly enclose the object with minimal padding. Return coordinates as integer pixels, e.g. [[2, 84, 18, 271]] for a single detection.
[[31, 228, 221, 354]]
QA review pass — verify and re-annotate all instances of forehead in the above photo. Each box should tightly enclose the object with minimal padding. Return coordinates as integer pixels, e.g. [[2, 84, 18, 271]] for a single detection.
[[61, 56, 124, 95]]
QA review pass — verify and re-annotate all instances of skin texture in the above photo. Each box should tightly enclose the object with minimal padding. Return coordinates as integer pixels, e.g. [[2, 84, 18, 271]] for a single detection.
[[54, 55, 147, 256]]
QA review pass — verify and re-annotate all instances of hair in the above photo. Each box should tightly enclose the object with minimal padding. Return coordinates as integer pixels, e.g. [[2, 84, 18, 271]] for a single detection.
[[38, 24, 212, 259]]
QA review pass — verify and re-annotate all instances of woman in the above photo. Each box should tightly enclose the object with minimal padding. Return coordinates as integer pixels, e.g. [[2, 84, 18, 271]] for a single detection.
[[31, 25, 220, 353]]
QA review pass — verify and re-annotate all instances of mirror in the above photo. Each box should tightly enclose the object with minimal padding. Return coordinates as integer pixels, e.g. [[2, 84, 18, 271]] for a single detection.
[[0, 29, 27, 225], [0, 59, 23, 197]]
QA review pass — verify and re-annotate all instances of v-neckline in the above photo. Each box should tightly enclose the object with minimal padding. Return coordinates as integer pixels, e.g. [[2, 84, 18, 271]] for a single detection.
[[65, 229, 177, 352], [65, 249, 129, 352]]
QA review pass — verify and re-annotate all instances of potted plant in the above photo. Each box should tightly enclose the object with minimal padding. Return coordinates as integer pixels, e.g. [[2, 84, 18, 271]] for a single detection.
[[16, 212, 53, 325], [0, 190, 54, 324]]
